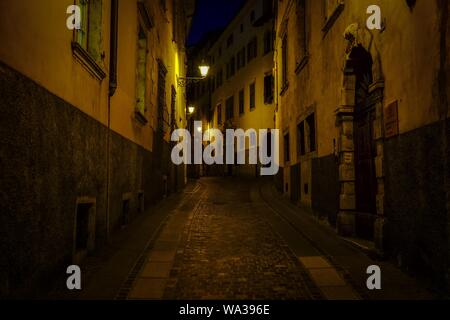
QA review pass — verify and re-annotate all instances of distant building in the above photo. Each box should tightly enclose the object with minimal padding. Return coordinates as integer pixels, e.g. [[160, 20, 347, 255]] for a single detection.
[[0, 0, 194, 297], [189, 0, 276, 177], [274, 0, 449, 289]]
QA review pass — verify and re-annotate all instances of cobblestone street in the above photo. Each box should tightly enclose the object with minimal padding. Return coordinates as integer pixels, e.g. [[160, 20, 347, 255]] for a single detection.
[[47, 177, 434, 300], [165, 180, 317, 300], [124, 178, 357, 300]]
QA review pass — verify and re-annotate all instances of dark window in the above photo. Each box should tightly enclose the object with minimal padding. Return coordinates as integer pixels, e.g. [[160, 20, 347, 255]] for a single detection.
[[217, 104, 222, 125], [240, 24, 244, 33], [250, 10, 255, 23], [284, 133, 290, 163], [172, 0, 177, 41], [296, 0, 308, 63], [226, 96, 234, 121], [297, 122, 305, 156], [247, 37, 258, 62], [217, 68, 223, 87], [239, 89, 245, 115], [264, 73, 274, 104], [230, 56, 235, 77], [226, 58, 235, 79], [282, 35, 288, 88], [237, 47, 246, 70], [267, 130, 272, 158], [306, 113, 316, 152], [249, 82, 256, 110], [264, 30, 273, 55], [227, 33, 234, 48]]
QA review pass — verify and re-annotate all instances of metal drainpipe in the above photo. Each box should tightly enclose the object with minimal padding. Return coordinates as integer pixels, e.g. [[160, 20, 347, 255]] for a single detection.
[[106, 0, 118, 241]]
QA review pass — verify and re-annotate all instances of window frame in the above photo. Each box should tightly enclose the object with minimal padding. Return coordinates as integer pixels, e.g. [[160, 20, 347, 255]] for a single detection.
[[249, 82, 256, 111]]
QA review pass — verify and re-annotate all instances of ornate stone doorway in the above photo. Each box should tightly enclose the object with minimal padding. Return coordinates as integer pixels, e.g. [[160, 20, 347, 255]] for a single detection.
[[336, 24, 386, 252]]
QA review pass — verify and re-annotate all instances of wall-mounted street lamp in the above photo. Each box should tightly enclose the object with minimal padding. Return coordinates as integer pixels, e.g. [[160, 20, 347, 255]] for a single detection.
[[177, 60, 210, 87], [188, 106, 195, 114]]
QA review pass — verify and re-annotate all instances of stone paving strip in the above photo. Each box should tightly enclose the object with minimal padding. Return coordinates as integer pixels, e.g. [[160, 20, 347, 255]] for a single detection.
[[126, 188, 205, 300], [298, 256, 360, 300]]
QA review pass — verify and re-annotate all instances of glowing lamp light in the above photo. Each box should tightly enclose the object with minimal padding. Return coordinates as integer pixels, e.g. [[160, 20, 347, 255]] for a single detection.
[[198, 63, 210, 78], [188, 106, 195, 114]]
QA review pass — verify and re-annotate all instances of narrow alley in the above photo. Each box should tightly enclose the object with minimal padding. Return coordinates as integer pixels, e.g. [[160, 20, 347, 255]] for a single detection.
[[51, 177, 432, 301], [0, 0, 449, 305]]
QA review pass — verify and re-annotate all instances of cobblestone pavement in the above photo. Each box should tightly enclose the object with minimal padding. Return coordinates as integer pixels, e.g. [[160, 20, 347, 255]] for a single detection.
[[127, 178, 324, 300]]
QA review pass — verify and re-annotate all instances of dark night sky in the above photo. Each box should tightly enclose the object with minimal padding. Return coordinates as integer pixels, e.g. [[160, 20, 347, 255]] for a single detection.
[[187, 0, 247, 46]]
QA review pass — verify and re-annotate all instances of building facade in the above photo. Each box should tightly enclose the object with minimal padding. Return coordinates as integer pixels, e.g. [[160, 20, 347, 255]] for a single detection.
[[189, 0, 276, 177], [0, 0, 194, 297], [274, 0, 449, 289]]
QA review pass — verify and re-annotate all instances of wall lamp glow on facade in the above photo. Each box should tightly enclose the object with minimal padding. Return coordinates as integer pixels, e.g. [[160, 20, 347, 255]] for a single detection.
[[188, 106, 195, 114], [177, 61, 210, 87]]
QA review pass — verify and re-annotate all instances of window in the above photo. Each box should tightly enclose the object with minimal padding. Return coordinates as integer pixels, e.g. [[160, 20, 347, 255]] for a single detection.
[[264, 73, 274, 104], [75, 0, 103, 62], [217, 68, 223, 87], [281, 35, 288, 89], [226, 96, 234, 121], [217, 104, 222, 125], [247, 37, 258, 62], [297, 122, 305, 156], [172, 0, 177, 41], [296, 0, 308, 69], [157, 60, 167, 133], [295, 113, 317, 155], [284, 133, 290, 163], [249, 82, 256, 110], [227, 34, 234, 48], [240, 24, 244, 33], [250, 10, 255, 23], [239, 89, 245, 115], [135, 24, 148, 121], [237, 47, 246, 70], [306, 113, 316, 152], [264, 30, 273, 55], [230, 56, 235, 77], [227, 57, 236, 79]]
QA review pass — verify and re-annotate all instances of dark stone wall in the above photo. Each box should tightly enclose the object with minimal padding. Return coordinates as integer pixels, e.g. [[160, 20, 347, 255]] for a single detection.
[[384, 119, 449, 289], [312, 155, 340, 226], [0, 62, 171, 297]]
